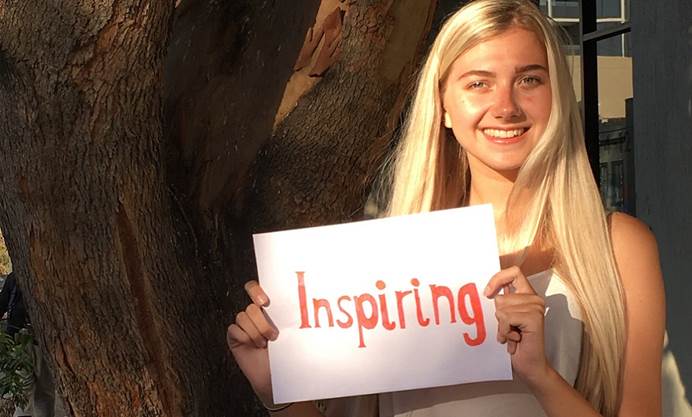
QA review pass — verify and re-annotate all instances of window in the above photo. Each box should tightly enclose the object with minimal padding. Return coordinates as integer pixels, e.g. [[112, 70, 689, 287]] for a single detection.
[[597, 0, 621, 18], [596, 22, 631, 57], [540, 0, 635, 214], [546, 1, 629, 58], [543, 0, 626, 20], [553, 1, 580, 18], [600, 160, 625, 210]]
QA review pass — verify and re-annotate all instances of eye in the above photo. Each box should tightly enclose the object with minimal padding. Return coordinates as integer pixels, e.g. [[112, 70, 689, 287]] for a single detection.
[[466, 80, 488, 90], [518, 75, 543, 87]]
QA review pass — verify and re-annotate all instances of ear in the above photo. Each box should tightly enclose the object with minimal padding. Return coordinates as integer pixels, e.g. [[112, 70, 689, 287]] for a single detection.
[[443, 112, 453, 129]]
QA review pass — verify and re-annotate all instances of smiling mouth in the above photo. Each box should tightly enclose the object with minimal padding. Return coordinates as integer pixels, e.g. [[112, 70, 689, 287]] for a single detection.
[[482, 128, 528, 139]]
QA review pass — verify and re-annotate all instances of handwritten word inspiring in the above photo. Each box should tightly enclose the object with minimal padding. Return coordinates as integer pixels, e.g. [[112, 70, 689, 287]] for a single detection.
[[295, 271, 486, 348]]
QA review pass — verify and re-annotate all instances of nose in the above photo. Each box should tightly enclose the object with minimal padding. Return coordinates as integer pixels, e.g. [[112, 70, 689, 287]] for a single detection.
[[490, 84, 522, 119]]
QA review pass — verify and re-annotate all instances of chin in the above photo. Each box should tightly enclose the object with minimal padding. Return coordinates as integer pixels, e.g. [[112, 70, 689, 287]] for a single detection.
[[465, 150, 531, 178], [492, 166, 523, 179], [484, 158, 526, 175]]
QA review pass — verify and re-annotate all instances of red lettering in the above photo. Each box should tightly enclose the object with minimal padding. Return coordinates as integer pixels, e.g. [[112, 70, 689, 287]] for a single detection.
[[376, 280, 396, 330], [313, 298, 334, 328], [395, 290, 412, 329], [297, 272, 487, 349], [296, 271, 311, 329], [457, 283, 486, 346], [336, 296, 353, 328], [430, 284, 456, 325], [354, 294, 378, 348], [411, 278, 430, 327]]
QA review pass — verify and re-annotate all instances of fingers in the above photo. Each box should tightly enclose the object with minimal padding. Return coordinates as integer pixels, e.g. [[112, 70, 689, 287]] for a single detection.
[[231, 304, 279, 348], [246, 304, 279, 341], [494, 293, 545, 353], [228, 282, 278, 352], [244, 280, 269, 306], [235, 311, 267, 348], [494, 304, 545, 353], [495, 306, 515, 344], [225, 281, 276, 353], [495, 293, 545, 309], [227, 323, 251, 350], [495, 295, 542, 346], [484, 266, 535, 298], [495, 305, 527, 343], [495, 304, 545, 330]]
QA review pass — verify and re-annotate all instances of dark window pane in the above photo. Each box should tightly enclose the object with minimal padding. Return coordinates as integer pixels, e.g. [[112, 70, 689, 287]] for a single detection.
[[596, 36, 622, 56], [559, 22, 580, 45], [552, 0, 579, 18], [540, 0, 548, 13], [596, 23, 623, 56], [596, 0, 621, 18], [602, 160, 625, 210], [600, 163, 609, 190], [612, 160, 624, 208], [556, 22, 581, 55]]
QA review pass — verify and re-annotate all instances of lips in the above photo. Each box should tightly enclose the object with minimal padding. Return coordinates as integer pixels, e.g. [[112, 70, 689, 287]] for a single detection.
[[481, 127, 529, 144]]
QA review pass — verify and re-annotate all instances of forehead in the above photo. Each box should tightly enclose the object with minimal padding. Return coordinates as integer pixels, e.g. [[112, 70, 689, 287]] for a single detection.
[[450, 27, 548, 73]]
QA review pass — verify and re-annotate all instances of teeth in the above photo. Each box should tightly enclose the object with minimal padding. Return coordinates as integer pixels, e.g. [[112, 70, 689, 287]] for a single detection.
[[483, 128, 525, 139]]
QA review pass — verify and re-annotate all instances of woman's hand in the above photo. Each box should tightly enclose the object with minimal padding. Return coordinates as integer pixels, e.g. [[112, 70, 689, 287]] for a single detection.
[[227, 280, 279, 407], [484, 266, 550, 385]]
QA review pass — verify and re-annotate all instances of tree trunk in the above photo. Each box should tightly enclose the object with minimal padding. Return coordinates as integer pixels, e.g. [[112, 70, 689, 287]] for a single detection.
[[0, 1, 201, 416], [250, 0, 438, 232], [0, 0, 436, 416]]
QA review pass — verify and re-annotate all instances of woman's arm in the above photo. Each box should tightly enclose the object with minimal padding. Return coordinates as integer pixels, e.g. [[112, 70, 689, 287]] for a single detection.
[[487, 213, 665, 417], [527, 213, 664, 417], [227, 281, 326, 417], [609, 212, 665, 417]]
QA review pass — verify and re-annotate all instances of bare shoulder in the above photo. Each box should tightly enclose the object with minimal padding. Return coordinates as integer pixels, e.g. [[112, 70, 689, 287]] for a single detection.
[[608, 212, 665, 416], [609, 211, 661, 281], [609, 211, 656, 246], [608, 211, 664, 319]]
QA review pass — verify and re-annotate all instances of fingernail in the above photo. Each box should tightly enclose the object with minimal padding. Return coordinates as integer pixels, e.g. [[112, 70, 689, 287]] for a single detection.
[[258, 294, 268, 305], [484, 285, 491, 297]]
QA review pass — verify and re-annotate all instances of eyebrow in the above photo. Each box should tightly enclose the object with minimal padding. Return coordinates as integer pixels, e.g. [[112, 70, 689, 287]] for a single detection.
[[458, 64, 548, 79], [516, 64, 548, 73]]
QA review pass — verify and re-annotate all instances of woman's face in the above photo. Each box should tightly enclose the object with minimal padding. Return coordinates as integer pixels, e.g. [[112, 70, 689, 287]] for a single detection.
[[441, 27, 552, 178]]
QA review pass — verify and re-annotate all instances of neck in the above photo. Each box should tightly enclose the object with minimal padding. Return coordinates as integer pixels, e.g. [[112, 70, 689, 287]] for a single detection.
[[465, 159, 554, 272], [467, 161, 518, 230]]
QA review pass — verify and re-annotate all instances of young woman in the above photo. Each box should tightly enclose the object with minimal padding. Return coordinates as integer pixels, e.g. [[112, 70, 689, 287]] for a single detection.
[[227, 1, 665, 416]]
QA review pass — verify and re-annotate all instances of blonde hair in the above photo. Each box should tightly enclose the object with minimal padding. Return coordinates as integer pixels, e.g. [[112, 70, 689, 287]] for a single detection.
[[384, 1, 625, 415]]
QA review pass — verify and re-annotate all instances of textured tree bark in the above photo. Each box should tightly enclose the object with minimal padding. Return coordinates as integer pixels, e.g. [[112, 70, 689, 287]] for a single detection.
[[0, 1, 198, 416], [249, 0, 438, 233], [0, 0, 437, 416], [162, 1, 322, 415]]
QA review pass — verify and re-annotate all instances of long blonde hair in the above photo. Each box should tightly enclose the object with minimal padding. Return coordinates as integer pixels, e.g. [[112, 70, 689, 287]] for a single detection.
[[384, 1, 625, 415]]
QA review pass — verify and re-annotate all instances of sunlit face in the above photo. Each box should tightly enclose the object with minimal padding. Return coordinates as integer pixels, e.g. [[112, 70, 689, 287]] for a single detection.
[[441, 27, 552, 178]]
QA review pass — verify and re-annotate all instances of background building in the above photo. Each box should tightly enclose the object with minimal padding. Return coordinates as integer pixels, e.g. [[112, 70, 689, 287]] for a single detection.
[[539, 1, 691, 415], [540, 0, 635, 213]]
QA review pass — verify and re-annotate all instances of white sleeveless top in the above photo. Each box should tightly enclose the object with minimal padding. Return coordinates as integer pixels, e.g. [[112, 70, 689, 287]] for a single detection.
[[322, 269, 584, 417]]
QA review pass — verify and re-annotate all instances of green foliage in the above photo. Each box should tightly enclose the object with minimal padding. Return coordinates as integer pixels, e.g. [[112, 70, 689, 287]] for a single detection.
[[0, 330, 34, 409], [0, 230, 10, 276]]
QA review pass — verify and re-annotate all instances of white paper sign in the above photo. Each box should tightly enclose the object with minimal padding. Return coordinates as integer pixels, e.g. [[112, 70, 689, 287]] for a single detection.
[[253, 204, 511, 403]]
